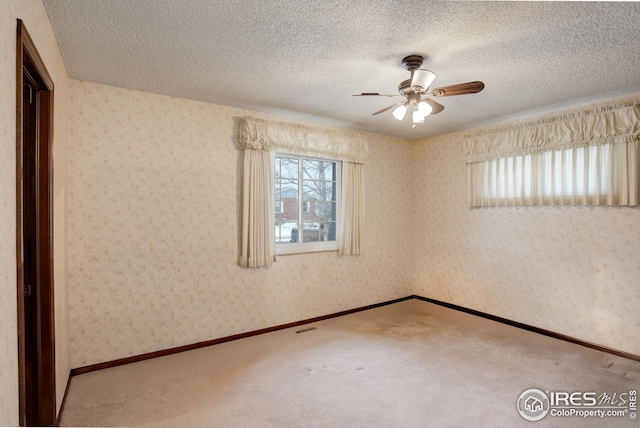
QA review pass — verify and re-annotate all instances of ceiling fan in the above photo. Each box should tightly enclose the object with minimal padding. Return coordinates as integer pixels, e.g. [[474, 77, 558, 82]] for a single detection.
[[354, 55, 485, 127]]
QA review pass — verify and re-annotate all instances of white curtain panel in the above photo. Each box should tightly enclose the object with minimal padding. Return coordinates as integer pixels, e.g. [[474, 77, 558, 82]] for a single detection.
[[238, 149, 276, 267], [465, 102, 640, 207], [468, 142, 638, 206], [339, 162, 365, 255]]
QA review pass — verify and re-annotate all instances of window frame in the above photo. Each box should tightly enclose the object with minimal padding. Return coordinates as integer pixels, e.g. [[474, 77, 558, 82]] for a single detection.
[[275, 153, 342, 255]]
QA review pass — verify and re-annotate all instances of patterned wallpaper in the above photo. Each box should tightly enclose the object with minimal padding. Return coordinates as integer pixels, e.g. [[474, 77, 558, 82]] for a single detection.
[[412, 94, 640, 356], [67, 80, 413, 368], [0, 0, 70, 424], [0, 3, 19, 423], [67, 80, 640, 370]]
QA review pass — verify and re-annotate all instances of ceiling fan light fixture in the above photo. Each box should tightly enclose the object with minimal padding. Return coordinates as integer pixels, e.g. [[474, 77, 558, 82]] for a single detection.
[[417, 101, 433, 117], [411, 69, 436, 93], [412, 104, 425, 124], [392, 103, 408, 120]]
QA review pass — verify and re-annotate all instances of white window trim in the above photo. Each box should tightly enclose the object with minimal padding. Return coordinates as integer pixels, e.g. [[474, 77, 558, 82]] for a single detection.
[[275, 153, 341, 255]]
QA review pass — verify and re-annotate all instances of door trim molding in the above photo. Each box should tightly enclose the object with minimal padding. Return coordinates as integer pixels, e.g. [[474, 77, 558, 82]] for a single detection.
[[16, 19, 56, 427]]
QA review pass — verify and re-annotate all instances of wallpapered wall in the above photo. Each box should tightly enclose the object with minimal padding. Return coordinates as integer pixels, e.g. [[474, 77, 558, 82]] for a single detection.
[[67, 80, 413, 368], [67, 80, 640, 369], [412, 94, 640, 356], [0, 0, 70, 424]]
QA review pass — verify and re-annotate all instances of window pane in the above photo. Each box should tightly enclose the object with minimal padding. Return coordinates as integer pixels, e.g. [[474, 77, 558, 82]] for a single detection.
[[276, 179, 298, 199], [303, 183, 320, 201], [319, 222, 337, 241], [303, 182, 332, 201], [303, 160, 321, 180], [314, 201, 336, 221], [320, 181, 335, 201], [323, 163, 336, 181], [303, 178, 336, 200], [301, 222, 322, 242], [296, 222, 337, 242], [276, 220, 299, 244], [276, 156, 299, 243], [303, 160, 336, 180], [277, 157, 299, 179], [276, 186, 298, 222]]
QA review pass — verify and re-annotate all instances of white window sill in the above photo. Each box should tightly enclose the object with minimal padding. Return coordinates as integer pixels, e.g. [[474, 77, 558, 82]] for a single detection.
[[276, 246, 338, 256]]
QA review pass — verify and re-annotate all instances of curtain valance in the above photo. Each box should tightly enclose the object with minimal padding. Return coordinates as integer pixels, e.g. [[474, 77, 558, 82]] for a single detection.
[[464, 102, 640, 164], [239, 116, 369, 164]]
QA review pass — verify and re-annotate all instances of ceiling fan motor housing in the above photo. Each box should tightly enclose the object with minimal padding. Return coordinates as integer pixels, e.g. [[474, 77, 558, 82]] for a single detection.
[[401, 55, 424, 71], [398, 79, 413, 95], [400, 55, 436, 93]]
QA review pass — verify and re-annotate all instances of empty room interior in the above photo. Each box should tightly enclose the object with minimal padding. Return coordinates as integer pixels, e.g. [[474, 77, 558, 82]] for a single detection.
[[1, 1, 640, 426]]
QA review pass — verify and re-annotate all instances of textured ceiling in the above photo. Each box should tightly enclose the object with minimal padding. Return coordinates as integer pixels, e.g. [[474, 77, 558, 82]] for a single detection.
[[42, 0, 640, 140]]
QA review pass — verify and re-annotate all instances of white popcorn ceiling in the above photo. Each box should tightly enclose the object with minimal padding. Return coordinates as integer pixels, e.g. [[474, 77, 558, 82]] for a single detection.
[[43, 0, 640, 140]]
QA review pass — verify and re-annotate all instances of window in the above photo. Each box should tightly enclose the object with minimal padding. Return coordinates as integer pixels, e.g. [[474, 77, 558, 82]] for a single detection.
[[238, 116, 368, 267], [469, 143, 637, 206], [275, 154, 341, 253], [478, 146, 601, 200], [465, 103, 639, 207]]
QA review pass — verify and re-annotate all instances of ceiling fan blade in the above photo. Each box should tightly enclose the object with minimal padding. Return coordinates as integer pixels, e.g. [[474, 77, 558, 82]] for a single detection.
[[372, 102, 402, 116], [423, 98, 445, 115], [353, 93, 402, 97], [430, 81, 485, 97]]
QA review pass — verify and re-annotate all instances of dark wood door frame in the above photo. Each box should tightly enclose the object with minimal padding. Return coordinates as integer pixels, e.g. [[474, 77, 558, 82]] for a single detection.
[[16, 19, 56, 427]]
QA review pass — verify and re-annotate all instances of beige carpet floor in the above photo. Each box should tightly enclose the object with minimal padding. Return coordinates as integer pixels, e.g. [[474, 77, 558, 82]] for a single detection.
[[60, 299, 639, 427]]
